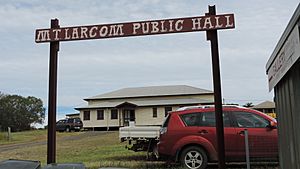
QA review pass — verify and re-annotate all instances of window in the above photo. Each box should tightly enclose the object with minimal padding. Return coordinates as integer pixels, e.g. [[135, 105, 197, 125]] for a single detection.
[[67, 119, 74, 123], [233, 111, 269, 128], [180, 112, 231, 127], [181, 113, 200, 126], [153, 107, 157, 118], [83, 111, 90, 120], [57, 120, 66, 124], [97, 110, 104, 120], [199, 112, 231, 127], [165, 107, 172, 117], [74, 118, 82, 123], [111, 109, 118, 119]]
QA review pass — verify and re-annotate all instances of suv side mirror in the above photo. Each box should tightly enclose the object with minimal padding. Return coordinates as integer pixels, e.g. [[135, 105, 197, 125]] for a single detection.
[[267, 121, 277, 129]]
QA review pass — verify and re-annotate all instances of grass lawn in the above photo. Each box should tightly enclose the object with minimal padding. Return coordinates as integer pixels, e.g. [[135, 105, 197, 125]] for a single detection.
[[0, 130, 80, 145], [0, 131, 166, 169], [0, 130, 278, 169]]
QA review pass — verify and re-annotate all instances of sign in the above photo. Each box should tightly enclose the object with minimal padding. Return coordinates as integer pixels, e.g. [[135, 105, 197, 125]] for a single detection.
[[36, 14, 234, 43], [37, 5, 235, 167], [267, 25, 300, 91]]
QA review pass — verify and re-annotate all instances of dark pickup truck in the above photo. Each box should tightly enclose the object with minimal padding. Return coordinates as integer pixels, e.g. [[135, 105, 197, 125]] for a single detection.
[[56, 118, 83, 132]]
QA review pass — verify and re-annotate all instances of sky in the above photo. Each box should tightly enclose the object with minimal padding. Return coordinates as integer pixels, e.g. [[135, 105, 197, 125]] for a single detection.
[[0, 1, 299, 122]]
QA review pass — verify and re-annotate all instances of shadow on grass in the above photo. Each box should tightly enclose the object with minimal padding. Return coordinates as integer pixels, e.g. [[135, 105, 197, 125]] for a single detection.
[[206, 163, 279, 169], [105, 155, 180, 169], [108, 155, 148, 161], [106, 155, 279, 169]]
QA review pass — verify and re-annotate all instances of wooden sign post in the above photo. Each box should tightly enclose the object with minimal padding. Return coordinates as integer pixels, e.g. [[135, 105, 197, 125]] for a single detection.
[[206, 6, 226, 169], [47, 19, 59, 164]]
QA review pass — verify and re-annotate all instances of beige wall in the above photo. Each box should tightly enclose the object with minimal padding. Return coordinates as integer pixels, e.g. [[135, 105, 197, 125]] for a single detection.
[[135, 106, 179, 126], [80, 93, 214, 128], [80, 105, 181, 128], [80, 109, 119, 128]]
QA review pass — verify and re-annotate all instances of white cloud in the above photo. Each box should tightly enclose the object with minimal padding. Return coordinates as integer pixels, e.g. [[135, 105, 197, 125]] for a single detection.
[[0, 0, 299, 110]]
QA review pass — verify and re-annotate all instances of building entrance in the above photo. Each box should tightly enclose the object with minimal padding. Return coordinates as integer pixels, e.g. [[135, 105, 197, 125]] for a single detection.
[[123, 109, 135, 126]]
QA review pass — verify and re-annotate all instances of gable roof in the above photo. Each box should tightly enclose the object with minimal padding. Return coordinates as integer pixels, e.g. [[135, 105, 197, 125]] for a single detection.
[[252, 101, 275, 109], [85, 85, 213, 100]]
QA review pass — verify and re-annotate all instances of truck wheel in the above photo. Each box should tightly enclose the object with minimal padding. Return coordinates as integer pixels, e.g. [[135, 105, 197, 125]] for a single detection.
[[65, 127, 70, 132], [180, 146, 207, 169]]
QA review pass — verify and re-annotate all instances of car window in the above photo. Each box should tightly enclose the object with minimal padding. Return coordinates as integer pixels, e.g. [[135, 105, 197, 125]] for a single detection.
[[199, 112, 231, 127], [67, 119, 74, 123], [57, 120, 66, 124], [180, 113, 199, 126], [74, 118, 81, 123], [233, 111, 269, 128], [180, 112, 231, 127]]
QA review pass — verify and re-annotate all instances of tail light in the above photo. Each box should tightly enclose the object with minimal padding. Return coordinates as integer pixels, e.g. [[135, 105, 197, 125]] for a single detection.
[[160, 127, 167, 135]]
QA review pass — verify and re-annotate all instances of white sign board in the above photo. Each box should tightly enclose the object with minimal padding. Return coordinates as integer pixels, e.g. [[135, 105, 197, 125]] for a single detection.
[[267, 25, 300, 91]]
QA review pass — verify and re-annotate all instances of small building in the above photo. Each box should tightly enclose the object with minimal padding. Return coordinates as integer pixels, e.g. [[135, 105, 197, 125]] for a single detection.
[[266, 3, 300, 169], [252, 101, 276, 118], [75, 85, 214, 130]]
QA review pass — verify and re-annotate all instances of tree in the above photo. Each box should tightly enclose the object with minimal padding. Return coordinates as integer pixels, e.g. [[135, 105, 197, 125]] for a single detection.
[[0, 93, 45, 131], [0, 92, 4, 131], [243, 102, 254, 108]]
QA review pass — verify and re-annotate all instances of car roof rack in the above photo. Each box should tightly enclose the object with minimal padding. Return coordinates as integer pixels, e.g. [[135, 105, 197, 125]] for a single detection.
[[176, 104, 244, 111]]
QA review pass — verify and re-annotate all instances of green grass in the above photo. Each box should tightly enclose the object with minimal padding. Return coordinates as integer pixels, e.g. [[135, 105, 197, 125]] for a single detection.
[[0, 131, 165, 168], [54, 132, 168, 169], [0, 130, 80, 145], [0, 132, 6, 141], [0, 130, 46, 145]]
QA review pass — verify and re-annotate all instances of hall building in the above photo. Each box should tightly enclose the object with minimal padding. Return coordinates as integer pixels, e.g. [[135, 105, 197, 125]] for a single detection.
[[75, 85, 214, 130]]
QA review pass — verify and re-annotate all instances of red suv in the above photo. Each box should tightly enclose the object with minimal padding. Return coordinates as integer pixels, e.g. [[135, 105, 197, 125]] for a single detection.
[[157, 106, 278, 169]]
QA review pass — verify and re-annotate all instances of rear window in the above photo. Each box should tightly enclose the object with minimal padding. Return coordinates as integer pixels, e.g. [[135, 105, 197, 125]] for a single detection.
[[162, 114, 171, 127]]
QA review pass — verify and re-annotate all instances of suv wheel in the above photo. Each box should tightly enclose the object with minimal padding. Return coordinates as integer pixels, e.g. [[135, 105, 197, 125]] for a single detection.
[[65, 126, 70, 132], [180, 146, 207, 169]]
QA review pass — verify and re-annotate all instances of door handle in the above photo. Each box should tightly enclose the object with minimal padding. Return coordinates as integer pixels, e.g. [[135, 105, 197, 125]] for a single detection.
[[238, 130, 245, 136], [198, 130, 208, 134]]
